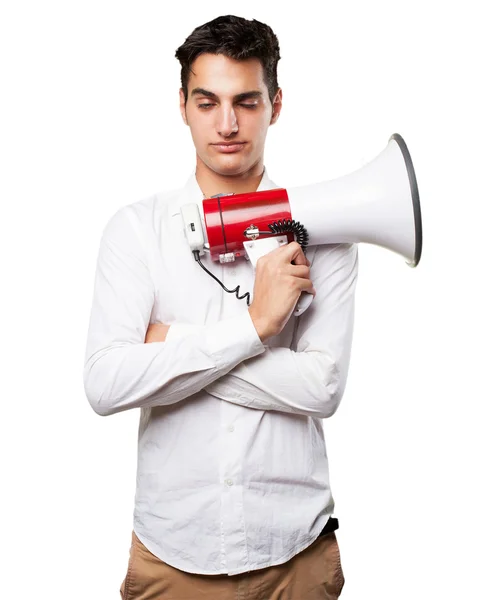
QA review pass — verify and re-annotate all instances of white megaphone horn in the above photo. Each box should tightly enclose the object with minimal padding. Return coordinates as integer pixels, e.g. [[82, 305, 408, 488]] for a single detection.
[[181, 133, 423, 316], [286, 133, 422, 267]]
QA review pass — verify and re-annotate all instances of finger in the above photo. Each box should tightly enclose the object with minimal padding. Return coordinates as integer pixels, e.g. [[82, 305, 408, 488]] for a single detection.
[[291, 251, 308, 266], [286, 264, 311, 278], [281, 241, 308, 266], [287, 274, 315, 294], [297, 276, 315, 291], [297, 278, 316, 296]]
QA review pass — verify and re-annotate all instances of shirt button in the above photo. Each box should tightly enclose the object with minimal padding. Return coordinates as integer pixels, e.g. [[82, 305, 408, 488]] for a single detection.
[[228, 425, 235, 432], [225, 478, 234, 486]]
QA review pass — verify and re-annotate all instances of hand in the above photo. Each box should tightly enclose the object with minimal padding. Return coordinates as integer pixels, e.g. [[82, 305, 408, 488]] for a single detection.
[[248, 242, 315, 343], [145, 321, 170, 343]]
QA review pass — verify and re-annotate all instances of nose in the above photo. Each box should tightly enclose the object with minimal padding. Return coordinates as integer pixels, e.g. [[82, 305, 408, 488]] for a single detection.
[[215, 104, 238, 137]]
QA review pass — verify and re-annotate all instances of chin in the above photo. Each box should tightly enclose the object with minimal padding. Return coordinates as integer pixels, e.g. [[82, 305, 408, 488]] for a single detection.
[[208, 157, 254, 177], [214, 164, 245, 176]]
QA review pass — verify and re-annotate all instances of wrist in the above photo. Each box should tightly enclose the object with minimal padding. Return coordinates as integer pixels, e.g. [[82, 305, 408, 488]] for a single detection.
[[248, 306, 272, 343]]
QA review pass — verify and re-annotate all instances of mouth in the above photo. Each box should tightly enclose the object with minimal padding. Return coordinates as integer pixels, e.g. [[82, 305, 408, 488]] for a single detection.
[[211, 142, 246, 153]]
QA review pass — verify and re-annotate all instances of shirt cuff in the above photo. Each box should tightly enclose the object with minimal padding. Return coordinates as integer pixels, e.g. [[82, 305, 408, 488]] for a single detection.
[[203, 311, 266, 369]]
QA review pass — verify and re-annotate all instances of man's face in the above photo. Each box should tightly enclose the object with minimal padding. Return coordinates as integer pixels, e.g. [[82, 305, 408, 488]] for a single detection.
[[180, 53, 281, 177]]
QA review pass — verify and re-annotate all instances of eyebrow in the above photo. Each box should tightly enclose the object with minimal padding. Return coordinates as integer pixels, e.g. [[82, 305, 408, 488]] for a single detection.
[[190, 88, 263, 102]]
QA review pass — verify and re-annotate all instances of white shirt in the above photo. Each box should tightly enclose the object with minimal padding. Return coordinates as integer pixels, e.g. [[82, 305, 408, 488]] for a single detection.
[[83, 168, 359, 576]]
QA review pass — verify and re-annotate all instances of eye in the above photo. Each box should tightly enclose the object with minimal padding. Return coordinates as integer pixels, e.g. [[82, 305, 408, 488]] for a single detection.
[[198, 103, 215, 109], [239, 103, 257, 109]]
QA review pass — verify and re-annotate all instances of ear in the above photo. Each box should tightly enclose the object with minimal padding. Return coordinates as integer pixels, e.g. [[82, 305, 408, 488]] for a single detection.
[[179, 88, 188, 125], [270, 88, 283, 125]]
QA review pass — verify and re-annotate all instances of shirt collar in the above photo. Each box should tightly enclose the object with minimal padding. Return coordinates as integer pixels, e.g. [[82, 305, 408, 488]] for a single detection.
[[168, 167, 278, 217]]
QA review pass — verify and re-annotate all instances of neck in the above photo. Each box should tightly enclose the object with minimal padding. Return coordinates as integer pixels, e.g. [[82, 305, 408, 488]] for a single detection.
[[195, 158, 265, 198]]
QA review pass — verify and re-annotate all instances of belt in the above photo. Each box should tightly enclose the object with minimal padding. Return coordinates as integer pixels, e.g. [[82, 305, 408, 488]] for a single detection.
[[318, 516, 339, 537]]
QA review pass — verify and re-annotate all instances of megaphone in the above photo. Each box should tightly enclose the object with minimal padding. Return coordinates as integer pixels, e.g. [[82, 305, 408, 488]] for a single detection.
[[181, 133, 422, 316]]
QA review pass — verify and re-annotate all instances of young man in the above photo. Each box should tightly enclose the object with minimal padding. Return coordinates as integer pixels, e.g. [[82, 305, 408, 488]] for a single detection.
[[83, 15, 358, 599]]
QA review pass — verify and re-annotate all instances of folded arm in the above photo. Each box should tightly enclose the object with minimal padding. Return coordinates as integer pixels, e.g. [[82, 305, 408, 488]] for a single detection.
[[165, 243, 358, 418], [82, 207, 265, 417]]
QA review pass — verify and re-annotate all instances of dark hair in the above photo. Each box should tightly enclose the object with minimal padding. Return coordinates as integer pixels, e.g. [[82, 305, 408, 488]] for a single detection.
[[175, 15, 281, 105]]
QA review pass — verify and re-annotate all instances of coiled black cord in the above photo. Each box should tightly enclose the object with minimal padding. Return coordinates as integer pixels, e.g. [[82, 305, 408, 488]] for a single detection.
[[193, 250, 251, 306], [258, 219, 309, 251]]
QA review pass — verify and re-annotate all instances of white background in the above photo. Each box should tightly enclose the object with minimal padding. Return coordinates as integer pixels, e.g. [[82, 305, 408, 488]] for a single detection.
[[1, 1, 478, 598]]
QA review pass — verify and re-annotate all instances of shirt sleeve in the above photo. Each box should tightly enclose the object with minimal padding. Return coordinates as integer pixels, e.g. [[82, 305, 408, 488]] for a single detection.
[[203, 243, 359, 418], [82, 207, 265, 416]]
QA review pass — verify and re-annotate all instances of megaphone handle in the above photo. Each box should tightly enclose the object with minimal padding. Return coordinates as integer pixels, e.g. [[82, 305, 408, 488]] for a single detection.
[[293, 291, 314, 317]]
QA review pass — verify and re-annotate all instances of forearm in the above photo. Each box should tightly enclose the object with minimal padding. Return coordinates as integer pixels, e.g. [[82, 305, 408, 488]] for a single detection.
[[173, 243, 358, 418], [83, 312, 265, 416], [83, 206, 266, 417], [204, 344, 349, 418], [164, 316, 352, 419]]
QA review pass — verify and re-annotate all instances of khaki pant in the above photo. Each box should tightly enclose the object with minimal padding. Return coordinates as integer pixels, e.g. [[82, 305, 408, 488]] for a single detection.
[[120, 529, 345, 599]]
